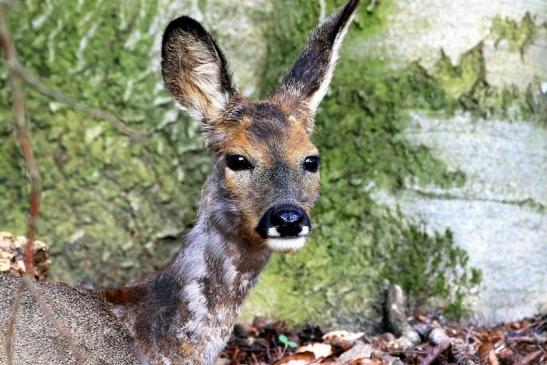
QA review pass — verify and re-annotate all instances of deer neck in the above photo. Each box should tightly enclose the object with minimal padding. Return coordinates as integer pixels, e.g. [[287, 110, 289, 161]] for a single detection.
[[107, 175, 271, 364]]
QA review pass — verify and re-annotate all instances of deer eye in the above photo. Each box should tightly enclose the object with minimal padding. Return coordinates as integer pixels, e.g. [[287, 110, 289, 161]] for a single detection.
[[303, 156, 320, 173], [226, 154, 253, 171]]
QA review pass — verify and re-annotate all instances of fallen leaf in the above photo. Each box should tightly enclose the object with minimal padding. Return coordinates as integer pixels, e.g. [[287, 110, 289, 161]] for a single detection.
[[479, 341, 493, 365], [296, 343, 333, 358], [272, 351, 315, 365], [214, 358, 231, 365], [323, 330, 365, 344], [346, 358, 383, 365]]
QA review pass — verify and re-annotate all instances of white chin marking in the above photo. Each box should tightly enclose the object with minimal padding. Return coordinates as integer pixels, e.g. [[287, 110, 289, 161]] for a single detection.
[[266, 237, 306, 252]]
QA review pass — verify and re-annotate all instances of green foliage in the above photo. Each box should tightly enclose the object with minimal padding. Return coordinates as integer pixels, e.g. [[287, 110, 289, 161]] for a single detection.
[[380, 221, 482, 317], [278, 334, 298, 349]]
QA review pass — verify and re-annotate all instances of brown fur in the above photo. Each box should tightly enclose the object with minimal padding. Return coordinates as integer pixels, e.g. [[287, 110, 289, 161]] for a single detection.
[[0, 274, 140, 364]]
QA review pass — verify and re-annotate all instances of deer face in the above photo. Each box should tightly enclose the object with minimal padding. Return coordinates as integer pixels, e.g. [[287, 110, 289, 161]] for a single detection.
[[161, 0, 359, 252], [212, 101, 320, 252]]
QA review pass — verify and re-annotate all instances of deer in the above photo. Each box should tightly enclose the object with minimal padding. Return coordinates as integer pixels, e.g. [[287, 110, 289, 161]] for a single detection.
[[0, 1, 359, 364]]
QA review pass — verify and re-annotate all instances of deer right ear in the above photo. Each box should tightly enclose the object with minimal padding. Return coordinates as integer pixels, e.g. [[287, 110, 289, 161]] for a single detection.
[[274, 0, 359, 131], [161, 16, 235, 122]]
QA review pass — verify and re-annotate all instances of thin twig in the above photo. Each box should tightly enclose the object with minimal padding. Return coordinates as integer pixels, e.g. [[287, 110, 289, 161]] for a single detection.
[[0, 5, 40, 276], [1, 6, 40, 363], [14, 64, 145, 142], [507, 335, 547, 345], [0, 4, 83, 364], [517, 318, 547, 334], [5, 283, 23, 364], [419, 341, 451, 365], [516, 349, 543, 365]]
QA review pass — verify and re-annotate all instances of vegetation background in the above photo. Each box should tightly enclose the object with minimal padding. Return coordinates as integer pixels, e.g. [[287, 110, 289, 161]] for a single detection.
[[1, 0, 545, 328]]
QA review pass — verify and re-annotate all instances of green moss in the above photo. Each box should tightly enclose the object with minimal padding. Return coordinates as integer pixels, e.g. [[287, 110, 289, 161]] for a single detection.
[[380, 222, 482, 318], [256, 0, 321, 97], [492, 12, 537, 54], [2, 0, 482, 326], [1, 1, 209, 286], [429, 41, 545, 123], [257, 0, 397, 97], [338, 0, 396, 38], [434, 45, 485, 100]]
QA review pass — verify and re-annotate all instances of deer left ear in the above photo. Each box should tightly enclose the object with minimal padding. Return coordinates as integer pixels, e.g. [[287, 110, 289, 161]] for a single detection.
[[161, 16, 235, 123], [275, 0, 359, 123]]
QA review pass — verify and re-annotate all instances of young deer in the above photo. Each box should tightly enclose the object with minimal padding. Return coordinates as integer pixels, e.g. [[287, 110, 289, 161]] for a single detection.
[[0, 1, 359, 364]]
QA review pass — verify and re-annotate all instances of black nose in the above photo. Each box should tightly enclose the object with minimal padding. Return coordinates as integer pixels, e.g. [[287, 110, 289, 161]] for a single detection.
[[256, 204, 312, 239]]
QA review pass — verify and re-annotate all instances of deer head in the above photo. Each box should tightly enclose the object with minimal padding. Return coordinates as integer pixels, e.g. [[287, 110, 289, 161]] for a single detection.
[[161, 0, 359, 253]]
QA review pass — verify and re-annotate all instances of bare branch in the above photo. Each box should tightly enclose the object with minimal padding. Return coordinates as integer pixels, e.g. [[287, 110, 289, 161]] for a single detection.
[[0, 2, 40, 277], [419, 341, 451, 365], [14, 64, 145, 142], [5, 283, 22, 364], [516, 350, 543, 365], [384, 284, 421, 349], [0, 5, 83, 363], [507, 335, 547, 345]]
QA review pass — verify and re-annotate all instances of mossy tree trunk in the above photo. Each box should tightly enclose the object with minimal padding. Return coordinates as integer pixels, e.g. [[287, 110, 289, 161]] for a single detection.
[[0, 0, 545, 327]]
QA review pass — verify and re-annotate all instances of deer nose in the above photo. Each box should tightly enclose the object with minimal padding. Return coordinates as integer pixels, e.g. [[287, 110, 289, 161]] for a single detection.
[[269, 205, 308, 237], [255, 204, 312, 239]]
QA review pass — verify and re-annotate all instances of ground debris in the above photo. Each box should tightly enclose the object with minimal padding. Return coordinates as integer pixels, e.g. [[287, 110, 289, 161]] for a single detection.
[[0, 231, 50, 280], [219, 314, 546, 365]]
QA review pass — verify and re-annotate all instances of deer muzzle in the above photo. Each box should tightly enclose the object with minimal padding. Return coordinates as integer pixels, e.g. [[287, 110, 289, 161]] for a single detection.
[[255, 204, 312, 252]]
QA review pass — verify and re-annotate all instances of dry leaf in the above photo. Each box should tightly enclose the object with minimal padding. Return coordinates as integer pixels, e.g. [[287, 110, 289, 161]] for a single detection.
[[296, 343, 333, 358], [323, 330, 365, 344], [272, 351, 316, 365], [479, 342, 493, 365], [346, 359, 383, 365], [338, 341, 373, 365]]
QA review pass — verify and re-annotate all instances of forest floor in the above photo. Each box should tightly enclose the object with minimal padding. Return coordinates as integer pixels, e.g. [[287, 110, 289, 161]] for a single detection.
[[219, 314, 546, 365], [1, 233, 545, 365]]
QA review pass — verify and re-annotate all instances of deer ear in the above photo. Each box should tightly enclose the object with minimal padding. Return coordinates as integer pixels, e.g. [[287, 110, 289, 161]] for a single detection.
[[275, 0, 359, 117], [161, 16, 235, 122]]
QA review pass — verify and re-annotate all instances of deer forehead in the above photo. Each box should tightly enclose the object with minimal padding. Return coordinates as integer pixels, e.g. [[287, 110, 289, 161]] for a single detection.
[[221, 102, 318, 164]]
